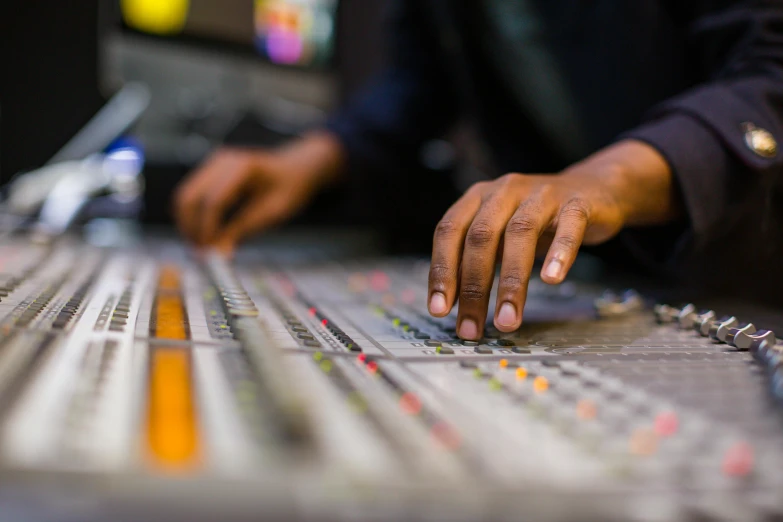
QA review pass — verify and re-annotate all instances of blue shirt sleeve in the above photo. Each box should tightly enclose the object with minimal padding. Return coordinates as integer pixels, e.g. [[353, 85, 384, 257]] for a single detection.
[[323, 0, 459, 178]]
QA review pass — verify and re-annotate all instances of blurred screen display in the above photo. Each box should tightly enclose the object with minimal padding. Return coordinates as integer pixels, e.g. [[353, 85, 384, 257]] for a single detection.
[[120, 0, 338, 68]]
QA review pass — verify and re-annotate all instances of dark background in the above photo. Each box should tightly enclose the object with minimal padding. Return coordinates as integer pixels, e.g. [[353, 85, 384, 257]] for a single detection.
[[0, 0, 455, 254]]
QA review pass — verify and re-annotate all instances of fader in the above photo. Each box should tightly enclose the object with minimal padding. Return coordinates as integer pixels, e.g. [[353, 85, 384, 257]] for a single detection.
[[0, 235, 781, 521]]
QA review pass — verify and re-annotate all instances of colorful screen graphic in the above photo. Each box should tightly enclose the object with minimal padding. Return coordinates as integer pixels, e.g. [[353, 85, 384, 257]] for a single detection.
[[119, 0, 337, 69], [253, 0, 337, 67]]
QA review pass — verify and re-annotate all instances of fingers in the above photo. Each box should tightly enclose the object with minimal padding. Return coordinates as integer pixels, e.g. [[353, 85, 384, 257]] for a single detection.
[[494, 197, 557, 332], [174, 149, 247, 244], [428, 185, 484, 318], [174, 165, 214, 244], [540, 198, 589, 284], [455, 192, 519, 340], [197, 166, 254, 246], [212, 188, 293, 255]]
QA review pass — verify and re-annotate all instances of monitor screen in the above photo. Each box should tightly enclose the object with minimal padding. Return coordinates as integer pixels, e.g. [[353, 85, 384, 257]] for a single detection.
[[118, 0, 338, 69]]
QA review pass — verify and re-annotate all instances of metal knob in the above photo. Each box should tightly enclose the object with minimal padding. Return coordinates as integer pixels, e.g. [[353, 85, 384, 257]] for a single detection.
[[709, 316, 739, 342], [654, 304, 678, 324], [743, 330, 778, 357], [693, 310, 717, 336], [676, 303, 697, 329], [595, 289, 644, 317], [725, 323, 758, 349]]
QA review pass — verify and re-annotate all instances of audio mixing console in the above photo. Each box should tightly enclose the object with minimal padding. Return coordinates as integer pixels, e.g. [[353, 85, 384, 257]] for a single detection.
[[0, 235, 781, 521]]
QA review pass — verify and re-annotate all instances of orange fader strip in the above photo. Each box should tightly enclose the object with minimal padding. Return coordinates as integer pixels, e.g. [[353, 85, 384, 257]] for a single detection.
[[155, 265, 188, 340], [158, 265, 181, 292], [147, 348, 200, 470], [146, 264, 198, 470]]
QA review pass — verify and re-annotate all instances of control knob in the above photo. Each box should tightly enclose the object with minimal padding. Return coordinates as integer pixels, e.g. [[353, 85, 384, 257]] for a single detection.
[[676, 303, 698, 329], [724, 323, 758, 350], [708, 316, 739, 342], [595, 289, 644, 317], [741, 330, 778, 357], [653, 304, 678, 324], [693, 310, 717, 336]]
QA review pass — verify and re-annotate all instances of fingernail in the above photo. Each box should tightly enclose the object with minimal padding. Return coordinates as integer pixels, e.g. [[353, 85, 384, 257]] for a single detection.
[[544, 259, 563, 280], [429, 292, 447, 315], [497, 302, 517, 327], [459, 318, 478, 340]]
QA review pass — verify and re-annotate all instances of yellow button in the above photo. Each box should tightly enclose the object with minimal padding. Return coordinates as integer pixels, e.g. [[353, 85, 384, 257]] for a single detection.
[[743, 122, 777, 158]]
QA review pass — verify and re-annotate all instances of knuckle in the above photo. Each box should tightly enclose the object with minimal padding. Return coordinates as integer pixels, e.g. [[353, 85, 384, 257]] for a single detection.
[[428, 263, 457, 286], [496, 173, 521, 188], [460, 282, 486, 303], [202, 192, 222, 211], [499, 274, 524, 294], [465, 183, 486, 198], [434, 219, 460, 240], [203, 188, 233, 211], [173, 186, 196, 212], [465, 221, 496, 247], [505, 214, 539, 236], [553, 235, 580, 252], [561, 197, 591, 221], [528, 182, 555, 201]]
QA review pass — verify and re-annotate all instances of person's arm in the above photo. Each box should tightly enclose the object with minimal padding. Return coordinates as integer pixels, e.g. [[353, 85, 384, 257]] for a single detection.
[[621, 0, 783, 250], [174, 0, 459, 252], [323, 0, 459, 177], [427, 0, 783, 340]]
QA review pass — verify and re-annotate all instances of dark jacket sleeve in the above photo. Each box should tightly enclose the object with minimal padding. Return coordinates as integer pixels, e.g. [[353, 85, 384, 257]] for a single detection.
[[323, 0, 459, 175], [621, 1, 783, 254]]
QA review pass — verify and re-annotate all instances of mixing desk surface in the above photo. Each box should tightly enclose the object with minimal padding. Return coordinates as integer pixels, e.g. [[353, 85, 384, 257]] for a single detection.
[[0, 235, 782, 522]]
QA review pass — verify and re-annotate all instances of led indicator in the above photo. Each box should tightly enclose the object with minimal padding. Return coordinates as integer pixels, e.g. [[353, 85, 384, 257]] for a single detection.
[[723, 442, 754, 477], [399, 392, 422, 415], [654, 412, 679, 437], [431, 422, 461, 451]]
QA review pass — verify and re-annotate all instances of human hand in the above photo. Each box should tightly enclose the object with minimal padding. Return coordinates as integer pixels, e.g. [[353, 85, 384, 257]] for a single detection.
[[174, 131, 344, 255], [427, 140, 680, 340]]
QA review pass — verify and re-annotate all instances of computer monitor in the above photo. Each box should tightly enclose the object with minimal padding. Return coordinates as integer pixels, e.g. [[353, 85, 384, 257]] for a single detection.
[[116, 0, 339, 70]]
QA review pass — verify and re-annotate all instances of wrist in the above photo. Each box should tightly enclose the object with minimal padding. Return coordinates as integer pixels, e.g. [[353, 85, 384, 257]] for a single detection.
[[278, 131, 346, 189], [563, 139, 682, 227]]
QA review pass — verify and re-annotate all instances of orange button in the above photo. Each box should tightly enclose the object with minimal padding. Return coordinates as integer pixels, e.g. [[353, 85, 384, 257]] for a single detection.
[[533, 376, 549, 393]]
